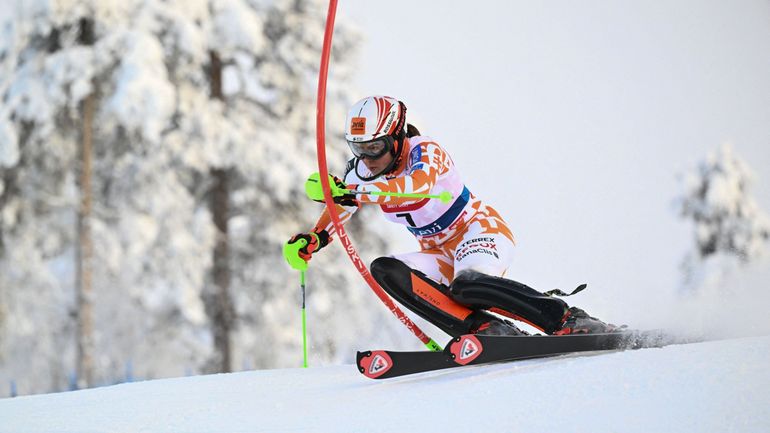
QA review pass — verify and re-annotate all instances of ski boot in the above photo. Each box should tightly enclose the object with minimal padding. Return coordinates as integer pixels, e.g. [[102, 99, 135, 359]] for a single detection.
[[471, 317, 528, 336], [554, 307, 623, 335]]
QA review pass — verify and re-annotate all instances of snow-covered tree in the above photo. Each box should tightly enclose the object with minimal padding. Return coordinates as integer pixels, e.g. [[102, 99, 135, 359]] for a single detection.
[[0, 0, 220, 391], [677, 143, 770, 292], [0, 0, 405, 396]]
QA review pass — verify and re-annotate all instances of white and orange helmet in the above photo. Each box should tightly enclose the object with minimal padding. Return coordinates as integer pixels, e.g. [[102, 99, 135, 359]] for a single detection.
[[344, 96, 407, 176]]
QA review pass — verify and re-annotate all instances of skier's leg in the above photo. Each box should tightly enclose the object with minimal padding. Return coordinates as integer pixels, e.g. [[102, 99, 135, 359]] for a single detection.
[[369, 255, 506, 337], [444, 224, 530, 335], [448, 218, 618, 334], [452, 273, 620, 335], [450, 203, 517, 279], [450, 270, 569, 334], [447, 211, 570, 334]]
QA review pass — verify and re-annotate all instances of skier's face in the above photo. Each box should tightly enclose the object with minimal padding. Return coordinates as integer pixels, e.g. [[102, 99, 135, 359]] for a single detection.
[[362, 150, 394, 175]]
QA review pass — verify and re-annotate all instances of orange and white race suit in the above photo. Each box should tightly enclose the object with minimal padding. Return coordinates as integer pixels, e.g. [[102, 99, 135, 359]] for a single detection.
[[313, 136, 516, 285]]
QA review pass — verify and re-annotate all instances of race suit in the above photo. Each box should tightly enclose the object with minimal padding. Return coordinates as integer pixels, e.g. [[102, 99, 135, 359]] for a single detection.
[[313, 136, 515, 285]]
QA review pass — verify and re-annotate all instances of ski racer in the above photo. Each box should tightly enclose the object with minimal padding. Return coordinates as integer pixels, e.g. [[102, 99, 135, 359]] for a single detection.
[[284, 95, 619, 337]]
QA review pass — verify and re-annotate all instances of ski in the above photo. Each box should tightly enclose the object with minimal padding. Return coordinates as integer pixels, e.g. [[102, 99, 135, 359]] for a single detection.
[[356, 330, 684, 379]]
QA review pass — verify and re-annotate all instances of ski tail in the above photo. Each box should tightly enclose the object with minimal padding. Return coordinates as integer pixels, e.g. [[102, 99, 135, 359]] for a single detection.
[[357, 349, 453, 379]]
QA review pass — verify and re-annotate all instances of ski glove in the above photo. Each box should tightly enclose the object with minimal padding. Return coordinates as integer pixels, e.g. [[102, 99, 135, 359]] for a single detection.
[[304, 172, 360, 207], [283, 229, 331, 271]]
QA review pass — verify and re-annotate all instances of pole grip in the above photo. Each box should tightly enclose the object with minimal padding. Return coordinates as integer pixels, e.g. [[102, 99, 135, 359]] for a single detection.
[[283, 238, 309, 271]]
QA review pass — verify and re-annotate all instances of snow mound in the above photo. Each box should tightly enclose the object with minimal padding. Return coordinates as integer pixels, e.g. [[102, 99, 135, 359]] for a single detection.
[[1, 335, 769, 433]]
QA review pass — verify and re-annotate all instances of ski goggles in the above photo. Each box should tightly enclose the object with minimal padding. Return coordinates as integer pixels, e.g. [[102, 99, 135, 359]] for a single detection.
[[347, 136, 394, 160]]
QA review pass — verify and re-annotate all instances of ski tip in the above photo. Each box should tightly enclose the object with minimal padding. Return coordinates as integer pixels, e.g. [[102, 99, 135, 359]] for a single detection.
[[356, 350, 394, 379]]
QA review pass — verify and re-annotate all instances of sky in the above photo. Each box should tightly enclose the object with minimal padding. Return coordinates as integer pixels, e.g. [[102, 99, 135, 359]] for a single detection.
[[337, 0, 770, 325]]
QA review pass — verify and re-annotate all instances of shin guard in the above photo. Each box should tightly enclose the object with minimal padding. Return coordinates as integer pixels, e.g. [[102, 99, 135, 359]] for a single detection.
[[449, 271, 568, 334], [370, 257, 494, 337]]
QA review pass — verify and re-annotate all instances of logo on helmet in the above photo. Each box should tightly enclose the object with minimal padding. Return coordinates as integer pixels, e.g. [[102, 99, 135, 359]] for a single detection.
[[350, 117, 366, 135], [381, 112, 396, 136]]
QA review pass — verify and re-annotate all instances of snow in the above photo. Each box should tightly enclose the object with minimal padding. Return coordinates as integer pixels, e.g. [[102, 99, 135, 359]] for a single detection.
[[0, 116, 19, 168], [211, 0, 265, 56], [104, 31, 176, 143], [1, 335, 768, 433]]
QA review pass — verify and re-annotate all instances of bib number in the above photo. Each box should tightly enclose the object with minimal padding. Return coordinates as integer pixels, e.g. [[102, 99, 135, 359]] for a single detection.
[[395, 212, 416, 227]]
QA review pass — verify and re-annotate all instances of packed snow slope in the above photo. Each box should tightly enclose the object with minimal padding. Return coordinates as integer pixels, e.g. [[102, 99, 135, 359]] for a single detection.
[[2, 335, 769, 433]]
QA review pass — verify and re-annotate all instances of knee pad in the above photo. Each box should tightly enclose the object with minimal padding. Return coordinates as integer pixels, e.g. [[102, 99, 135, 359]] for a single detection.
[[449, 270, 568, 334]]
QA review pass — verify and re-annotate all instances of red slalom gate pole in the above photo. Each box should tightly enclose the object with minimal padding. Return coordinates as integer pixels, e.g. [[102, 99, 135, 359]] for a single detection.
[[315, 0, 441, 352]]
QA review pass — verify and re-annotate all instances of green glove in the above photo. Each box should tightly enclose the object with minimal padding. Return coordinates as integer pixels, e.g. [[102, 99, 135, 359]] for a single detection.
[[304, 172, 359, 206], [283, 230, 331, 271]]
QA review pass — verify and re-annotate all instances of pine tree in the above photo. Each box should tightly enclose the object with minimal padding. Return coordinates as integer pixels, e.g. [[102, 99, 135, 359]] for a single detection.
[[678, 143, 770, 291], [0, 1, 99, 392]]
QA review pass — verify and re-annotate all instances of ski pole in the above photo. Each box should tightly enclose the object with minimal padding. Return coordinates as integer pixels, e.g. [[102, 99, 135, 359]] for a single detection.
[[283, 238, 311, 367], [305, 173, 454, 204], [300, 270, 309, 368], [346, 189, 453, 204]]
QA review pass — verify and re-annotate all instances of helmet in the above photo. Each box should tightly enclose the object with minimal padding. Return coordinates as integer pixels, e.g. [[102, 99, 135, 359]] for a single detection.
[[345, 96, 404, 143], [344, 96, 407, 180]]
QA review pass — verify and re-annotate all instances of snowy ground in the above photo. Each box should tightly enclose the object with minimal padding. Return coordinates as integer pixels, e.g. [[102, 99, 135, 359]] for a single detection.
[[2, 335, 769, 433]]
